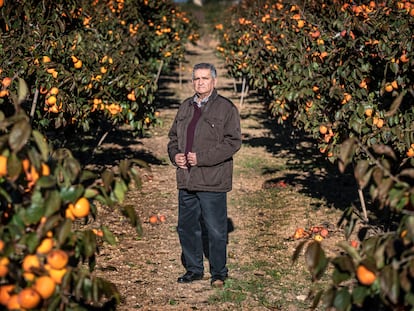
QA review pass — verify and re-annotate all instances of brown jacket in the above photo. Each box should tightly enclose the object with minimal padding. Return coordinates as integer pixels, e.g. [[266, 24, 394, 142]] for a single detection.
[[167, 89, 241, 192]]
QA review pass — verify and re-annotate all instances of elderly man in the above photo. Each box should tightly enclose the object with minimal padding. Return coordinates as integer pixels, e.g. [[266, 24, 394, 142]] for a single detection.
[[167, 62, 241, 288]]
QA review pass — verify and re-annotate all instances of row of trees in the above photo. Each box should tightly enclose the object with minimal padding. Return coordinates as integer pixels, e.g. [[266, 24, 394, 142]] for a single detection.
[[0, 0, 199, 310], [215, 0, 413, 310]]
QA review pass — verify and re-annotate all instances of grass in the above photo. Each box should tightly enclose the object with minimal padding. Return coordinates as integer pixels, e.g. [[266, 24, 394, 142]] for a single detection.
[[207, 141, 336, 310]]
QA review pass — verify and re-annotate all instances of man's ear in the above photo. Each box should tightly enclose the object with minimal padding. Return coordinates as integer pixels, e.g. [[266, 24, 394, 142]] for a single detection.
[[214, 78, 218, 87]]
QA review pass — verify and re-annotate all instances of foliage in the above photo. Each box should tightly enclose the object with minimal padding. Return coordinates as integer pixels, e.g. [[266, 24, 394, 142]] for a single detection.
[[0, 77, 145, 309], [0, 0, 200, 309], [0, 0, 199, 140], [214, 0, 414, 309]]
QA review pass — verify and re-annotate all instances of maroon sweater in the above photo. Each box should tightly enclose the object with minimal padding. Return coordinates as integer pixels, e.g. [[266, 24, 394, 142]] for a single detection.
[[185, 104, 202, 154]]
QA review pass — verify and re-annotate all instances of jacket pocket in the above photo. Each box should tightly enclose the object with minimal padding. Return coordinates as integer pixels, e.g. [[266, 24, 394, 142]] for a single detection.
[[203, 117, 224, 143]]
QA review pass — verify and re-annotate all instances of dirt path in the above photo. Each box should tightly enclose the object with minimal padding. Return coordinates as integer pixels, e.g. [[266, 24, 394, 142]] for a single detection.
[[94, 32, 354, 311]]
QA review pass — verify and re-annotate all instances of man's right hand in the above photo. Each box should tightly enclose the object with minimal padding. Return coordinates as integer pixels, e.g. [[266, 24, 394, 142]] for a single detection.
[[175, 153, 188, 169]]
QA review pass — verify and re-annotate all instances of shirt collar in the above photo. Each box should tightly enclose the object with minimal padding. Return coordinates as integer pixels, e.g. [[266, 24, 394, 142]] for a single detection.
[[193, 92, 211, 108]]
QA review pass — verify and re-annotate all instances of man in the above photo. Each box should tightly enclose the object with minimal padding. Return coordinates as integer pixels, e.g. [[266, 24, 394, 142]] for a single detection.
[[167, 63, 241, 288]]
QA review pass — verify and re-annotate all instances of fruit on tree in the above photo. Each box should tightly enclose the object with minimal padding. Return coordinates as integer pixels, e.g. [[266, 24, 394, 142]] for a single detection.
[[356, 265, 376, 286], [22, 254, 41, 272], [70, 197, 91, 218], [0, 155, 7, 177], [46, 250, 68, 270], [33, 275, 56, 299], [36, 238, 54, 255], [17, 288, 41, 309]]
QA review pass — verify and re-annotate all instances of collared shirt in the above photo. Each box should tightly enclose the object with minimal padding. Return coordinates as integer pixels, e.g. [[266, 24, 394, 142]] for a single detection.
[[193, 92, 211, 107]]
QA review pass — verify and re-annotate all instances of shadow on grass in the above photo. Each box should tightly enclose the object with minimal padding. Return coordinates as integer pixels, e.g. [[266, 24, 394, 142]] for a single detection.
[[239, 92, 359, 212]]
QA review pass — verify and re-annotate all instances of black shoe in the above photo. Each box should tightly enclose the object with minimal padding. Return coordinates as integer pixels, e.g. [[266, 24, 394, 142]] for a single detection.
[[177, 271, 204, 283], [211, 276, 226, 288]]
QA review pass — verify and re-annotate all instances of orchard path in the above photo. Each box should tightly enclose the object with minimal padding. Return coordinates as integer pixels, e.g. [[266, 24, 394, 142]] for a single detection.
[[94, 32, 357, 311]]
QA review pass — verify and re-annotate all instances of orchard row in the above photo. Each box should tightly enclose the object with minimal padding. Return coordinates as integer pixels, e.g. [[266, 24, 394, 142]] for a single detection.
[[0, 0, 198, 136], [0, 1, 199, 310], [215, 1, 414, 310]]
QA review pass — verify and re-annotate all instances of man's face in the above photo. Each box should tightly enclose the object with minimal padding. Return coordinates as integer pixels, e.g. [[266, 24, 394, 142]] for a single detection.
[[192, 68, 216, 99]]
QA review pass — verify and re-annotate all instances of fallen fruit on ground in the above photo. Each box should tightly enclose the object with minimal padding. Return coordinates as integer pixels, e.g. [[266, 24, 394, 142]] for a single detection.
[[149, 215, 158, 225]]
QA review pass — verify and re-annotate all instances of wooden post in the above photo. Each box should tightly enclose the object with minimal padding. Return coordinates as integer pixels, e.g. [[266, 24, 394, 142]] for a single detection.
[[239, 76, 246, 108]]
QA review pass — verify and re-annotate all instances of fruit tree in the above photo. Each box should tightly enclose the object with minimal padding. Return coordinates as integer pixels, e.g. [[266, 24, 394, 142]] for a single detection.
[[215, 0, 414, 309]]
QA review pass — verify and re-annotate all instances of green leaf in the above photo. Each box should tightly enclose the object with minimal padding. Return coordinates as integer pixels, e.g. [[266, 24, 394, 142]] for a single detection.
[[113, 179, 127, 203], [20, 232, 39, 254], [9, 118, 31, 153], [352, 285, 369, 307], [354, 160, 371, 189], [83, 230, 97, 258], [32, 130, 50, 161], [57, 218, 72, 245], [338, 138, 356, 173], [17, 78, 29, 104], [305, 241, 329, 281], [60, 185, 84, 203], [102, 170, 114, 193], [7, 152, 22, 181], [44, 190, 62, 217], [333, 288, 352, 311], [380, 265, 400, 305], [102, 226, 117, 245]]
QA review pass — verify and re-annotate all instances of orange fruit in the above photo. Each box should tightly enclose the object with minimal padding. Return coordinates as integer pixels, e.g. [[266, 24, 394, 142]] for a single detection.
[[47, 250, 68, 270], [41, 163, 50, 176], [364, 108, 373, 117], [0, 89, 9, 97], [42, 55, 51, 63], [391, 80, 398, 89], [74, 60, 83, 69], [0, 264, 8, 278], [0, 284, 15, 306], [319, 125, 328, 135], [17, 288, 41, 309], [23, 272, 36, 281], [149, 215, 158, 225], [0, 155, 8, 177], [33, 275, 56, 299], [384, 83, 393, 92], [6, 294, 20, 310], [22, 254, 41, 272], [356, 265, 376, 286], [65, 206, 76, 220], [46, 266, 67, 284], [376, 118, 384, 128], [36, 238, 54, 255], [49, 87, 59, 95], [70, 197, 90, 218], [1, 77, 11, 88], [350, 240, 359, 248], [46, 95, 57, 106], [320, 228, 329, 238], [0, 240, 4, 252], [407, 148, 414, 157], [293, 227, 305, 239]]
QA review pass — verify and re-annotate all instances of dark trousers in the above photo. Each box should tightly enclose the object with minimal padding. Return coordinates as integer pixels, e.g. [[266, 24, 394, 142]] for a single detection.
[[177, 189, 228, 279]]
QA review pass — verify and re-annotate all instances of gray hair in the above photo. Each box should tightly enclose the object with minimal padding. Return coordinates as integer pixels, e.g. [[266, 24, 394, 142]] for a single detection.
[[192, 63, 217, 79]]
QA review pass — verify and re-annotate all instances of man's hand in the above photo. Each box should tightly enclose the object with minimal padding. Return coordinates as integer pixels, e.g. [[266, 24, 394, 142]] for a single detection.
[[186, 152, 197, 167], [175, 153, 188, 169]]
